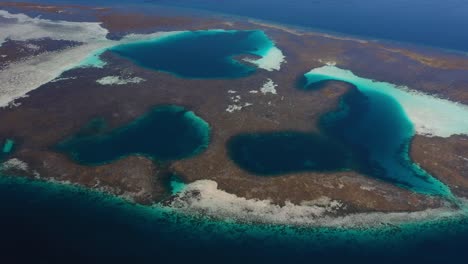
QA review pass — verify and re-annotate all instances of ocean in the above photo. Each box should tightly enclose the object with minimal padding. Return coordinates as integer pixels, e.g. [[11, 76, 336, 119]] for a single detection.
[[21, 0, 468, 53], [2, 175, 468, 264]]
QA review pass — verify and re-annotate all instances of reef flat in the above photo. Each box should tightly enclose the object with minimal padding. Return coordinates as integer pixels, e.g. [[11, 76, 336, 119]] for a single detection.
[[0, 1, 468, 229]]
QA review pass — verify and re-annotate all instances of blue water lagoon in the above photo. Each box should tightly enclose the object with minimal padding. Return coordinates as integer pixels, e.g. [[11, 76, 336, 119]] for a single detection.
[[228, 132, 351, 175], [228, 66, 459, 196], [97, 30, 284, 78], [302, 66, 459, 196], [56, 105, 210, 165]]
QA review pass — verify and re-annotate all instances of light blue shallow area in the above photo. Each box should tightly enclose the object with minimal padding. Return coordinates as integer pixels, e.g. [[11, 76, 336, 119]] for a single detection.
[[304, 66, 456, 196], [2, 139, 14, 153]]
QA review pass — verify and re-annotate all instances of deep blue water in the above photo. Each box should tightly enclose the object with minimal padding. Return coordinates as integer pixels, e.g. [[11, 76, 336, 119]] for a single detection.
[[22, 0, 468, 52], [228, 131, 351, 174], [56, 105, 210, 165], [1, 176, 468, 264], [110, 30, 272, 79], [148, 0, 468, 52]]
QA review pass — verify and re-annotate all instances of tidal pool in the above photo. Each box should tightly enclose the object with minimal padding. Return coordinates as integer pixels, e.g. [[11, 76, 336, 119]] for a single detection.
[[56, 105, 210, 165], [2, 139, 14, 154], [108, 30, 284, 78]]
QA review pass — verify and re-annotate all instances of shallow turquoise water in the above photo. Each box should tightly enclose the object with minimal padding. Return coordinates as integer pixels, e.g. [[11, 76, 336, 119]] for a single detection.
[[305, 69, 451, 196], [2, 139, 14, 153], [229, 70, 451, 196], [109, 30, 278, 78], [56, 105, 210, 165], [168, 174, 186, 195]]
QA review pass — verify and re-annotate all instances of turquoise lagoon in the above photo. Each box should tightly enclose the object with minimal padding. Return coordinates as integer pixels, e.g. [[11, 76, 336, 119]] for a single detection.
[[229, 65, 465, 196], [56, 105, 210, 165], [80, 30, 284, 78], [303, 66, 468, 195]]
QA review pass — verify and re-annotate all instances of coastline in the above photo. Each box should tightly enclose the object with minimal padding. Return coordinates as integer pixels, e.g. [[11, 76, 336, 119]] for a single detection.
[[0, 1, 467, 231], [3, 0, 468, 56], [147, 1, 468, 56]]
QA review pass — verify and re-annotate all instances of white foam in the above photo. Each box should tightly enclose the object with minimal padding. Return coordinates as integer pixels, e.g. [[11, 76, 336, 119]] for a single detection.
[[96, 76, 145, 85], [226, 91, 252, 113], [50, 76, 77, 83], [305, 65, 468, 137], [168, 179, 465, 227], [0, 158, 29, 171], [260, 78, 278, 95], [226, 103, 252, 113], [226, 105, 242, 113]]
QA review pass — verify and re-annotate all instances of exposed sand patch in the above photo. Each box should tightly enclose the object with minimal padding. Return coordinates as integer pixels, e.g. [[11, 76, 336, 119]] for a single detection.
[[96, 76, 145, 85]]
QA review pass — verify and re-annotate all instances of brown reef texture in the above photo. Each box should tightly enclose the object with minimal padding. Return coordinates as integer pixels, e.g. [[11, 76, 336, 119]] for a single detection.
[[411, 135, 468, 198], [1, 3, 468, 213]]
